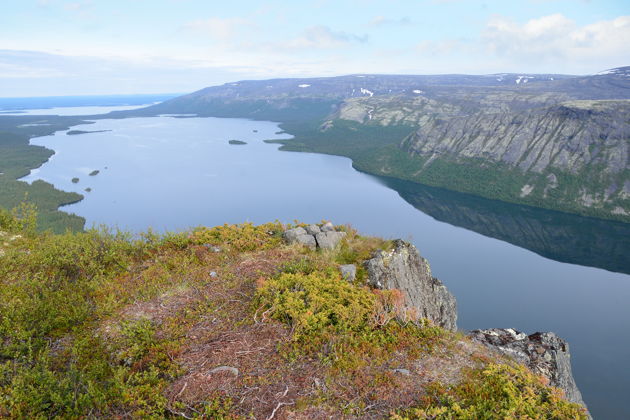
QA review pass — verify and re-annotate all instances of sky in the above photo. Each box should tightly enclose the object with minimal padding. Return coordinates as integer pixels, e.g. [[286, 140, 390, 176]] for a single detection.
[[0, 0, 629, 97]]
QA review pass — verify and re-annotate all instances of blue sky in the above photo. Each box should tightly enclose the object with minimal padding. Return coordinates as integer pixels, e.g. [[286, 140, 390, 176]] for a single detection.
[[1, 0, 629, 96]]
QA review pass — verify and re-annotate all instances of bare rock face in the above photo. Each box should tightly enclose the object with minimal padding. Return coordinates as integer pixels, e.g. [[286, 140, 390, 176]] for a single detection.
[[364, 240, 457, 331], [470, 328, 588, 412]]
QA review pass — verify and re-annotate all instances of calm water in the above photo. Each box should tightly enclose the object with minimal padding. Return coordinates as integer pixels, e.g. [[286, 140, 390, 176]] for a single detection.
[[21, 113, 630, 419]]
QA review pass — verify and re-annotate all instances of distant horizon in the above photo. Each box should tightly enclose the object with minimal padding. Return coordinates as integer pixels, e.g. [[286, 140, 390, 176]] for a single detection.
[[1, 65, 627, 99]]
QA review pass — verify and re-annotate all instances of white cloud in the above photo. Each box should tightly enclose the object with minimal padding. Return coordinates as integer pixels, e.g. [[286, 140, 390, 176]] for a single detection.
[[183, 17, 254, 40], [483, 14, 630, 71], [368, 16, 413, 27], [278, 25, 368, 50]]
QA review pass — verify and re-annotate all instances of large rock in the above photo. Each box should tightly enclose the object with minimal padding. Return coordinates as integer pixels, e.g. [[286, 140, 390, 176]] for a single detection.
[[305, 224, 321, 235], [283, 227, 316, 250], [321, 222, 335, 232], [283, 227, 307, 243], [364, 240, 457, 331], [315, 231, 346, 250], [283, 224, 346, 250], [295, 234, 316, 250], [470, 328, 588, 413]]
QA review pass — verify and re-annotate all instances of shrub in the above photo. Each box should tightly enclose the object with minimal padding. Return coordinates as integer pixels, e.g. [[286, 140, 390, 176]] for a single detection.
[[0, 201, 37, 234], [255, 271, 376, 345], [391, 363, 588, 419], [190, 222, 283, 252]]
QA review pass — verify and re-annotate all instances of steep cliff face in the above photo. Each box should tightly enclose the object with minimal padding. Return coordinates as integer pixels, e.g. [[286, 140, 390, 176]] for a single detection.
[[403, 101, 629, 175], [364, 239, 458, 331], [400, 100, 630, 219], [470, 329, 589, 414]]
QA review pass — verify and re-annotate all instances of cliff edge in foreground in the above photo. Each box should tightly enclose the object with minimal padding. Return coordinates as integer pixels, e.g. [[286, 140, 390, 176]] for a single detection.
[[0, 212, 588, 419]]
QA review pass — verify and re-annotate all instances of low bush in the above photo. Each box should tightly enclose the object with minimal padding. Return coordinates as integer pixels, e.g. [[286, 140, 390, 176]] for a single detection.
[[392, 363, 588, 419], [190, 222, 283, 252]]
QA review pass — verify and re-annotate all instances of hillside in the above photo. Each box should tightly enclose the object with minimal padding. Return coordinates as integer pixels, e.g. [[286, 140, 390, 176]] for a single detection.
[[136, 68, 630, 222], [0, 115, 91, 232], [0, 209, 588, 419]]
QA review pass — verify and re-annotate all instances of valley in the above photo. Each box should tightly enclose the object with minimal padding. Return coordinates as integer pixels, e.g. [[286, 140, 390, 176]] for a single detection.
[[135, 68, 630, 222]]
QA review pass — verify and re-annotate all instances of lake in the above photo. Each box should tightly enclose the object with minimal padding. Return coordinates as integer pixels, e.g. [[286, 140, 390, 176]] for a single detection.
[[21, 111, 630, 419]]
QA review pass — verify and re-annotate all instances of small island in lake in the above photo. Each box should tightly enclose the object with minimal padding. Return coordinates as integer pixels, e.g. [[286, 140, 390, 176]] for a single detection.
[[71, 177, 79, 183], [84, 187, 92, 192], [89, 170, 100, 176], [67, 130, 111, 136], [228, 139, 247, 145]]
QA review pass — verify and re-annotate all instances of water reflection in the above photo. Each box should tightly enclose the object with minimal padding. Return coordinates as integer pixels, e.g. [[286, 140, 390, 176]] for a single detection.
[[374, 175, 630, 275]]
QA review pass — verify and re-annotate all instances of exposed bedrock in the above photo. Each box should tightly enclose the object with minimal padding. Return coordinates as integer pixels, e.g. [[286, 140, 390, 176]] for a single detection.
[[364, 239, 457, 331], [470, 328, 589, 415]]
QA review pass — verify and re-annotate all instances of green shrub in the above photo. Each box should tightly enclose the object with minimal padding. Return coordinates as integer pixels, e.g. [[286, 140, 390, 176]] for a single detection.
[[0, 201, 37, 234], [391, 363, 588, 419], [255, 271, 376, 344], [190, 222, 283, 252]]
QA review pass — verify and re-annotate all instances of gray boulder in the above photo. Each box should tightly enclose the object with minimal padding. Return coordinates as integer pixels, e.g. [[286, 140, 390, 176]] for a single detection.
[[315, 231, 347, 250], [321, 222, 335, 232], [470, 328, 589, 413], [283, 227, 308, 243], [339, 264, 357, 281], [283, 227, 317, 250], [295, 234, 316, 250], [364, 240, 457, 331], [305, 224, 321, 235]]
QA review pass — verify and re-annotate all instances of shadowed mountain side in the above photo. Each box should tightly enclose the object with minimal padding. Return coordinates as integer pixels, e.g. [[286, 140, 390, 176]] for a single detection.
[[374, 175, 630, 275]]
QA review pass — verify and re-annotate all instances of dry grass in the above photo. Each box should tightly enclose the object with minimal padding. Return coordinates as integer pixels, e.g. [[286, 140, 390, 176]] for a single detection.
[[93, 237, 498, 419]]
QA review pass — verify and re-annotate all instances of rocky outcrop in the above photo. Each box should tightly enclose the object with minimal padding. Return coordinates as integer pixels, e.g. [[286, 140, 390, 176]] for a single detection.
[[403, 101, 630, 176], [282, 224, 347, 250], [282, 227, 317, 250], [470, 328, 588, 413], [364, 240, 457, 331], [401, 100, 630, 220]]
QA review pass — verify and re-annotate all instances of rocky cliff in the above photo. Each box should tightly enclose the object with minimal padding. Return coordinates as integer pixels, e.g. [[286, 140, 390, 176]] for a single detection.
[[470, 328, 589, 415], [281, 224, 587, 413], [364, 239, 457, 331], [283, 227, 586, 413], [400, 100, 630, 220]]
